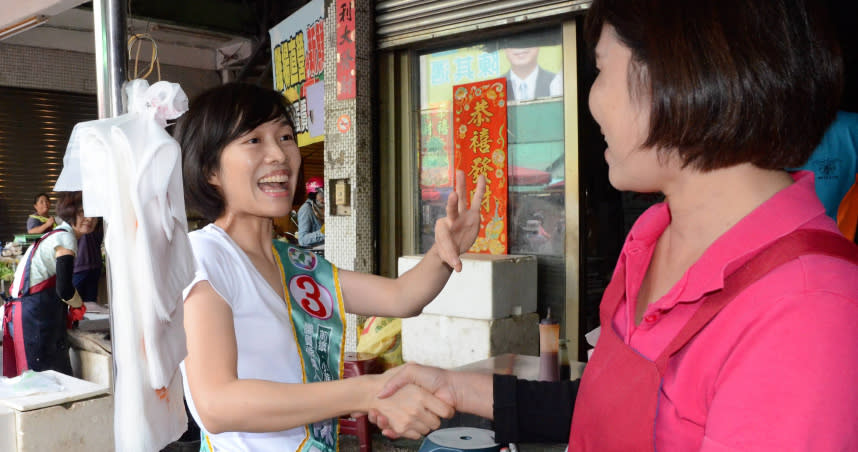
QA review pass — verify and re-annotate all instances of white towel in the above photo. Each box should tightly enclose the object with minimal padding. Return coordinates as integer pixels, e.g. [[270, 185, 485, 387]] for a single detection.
[[55, 79, 192, 452]]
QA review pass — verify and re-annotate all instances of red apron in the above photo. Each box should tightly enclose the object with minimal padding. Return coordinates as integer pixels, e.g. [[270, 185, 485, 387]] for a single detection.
[[568, 229, 858, 451]]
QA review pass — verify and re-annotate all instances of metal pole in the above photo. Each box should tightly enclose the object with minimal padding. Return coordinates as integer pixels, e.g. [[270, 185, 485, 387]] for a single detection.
[[92, 0, 126, 390], [93, 0, 127, 119]]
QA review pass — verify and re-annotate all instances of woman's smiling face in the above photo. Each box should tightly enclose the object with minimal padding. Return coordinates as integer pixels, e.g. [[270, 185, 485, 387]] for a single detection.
[[208, 118, 301, 221], [588, 24, 677, 193], [73, 213, 96, 236]]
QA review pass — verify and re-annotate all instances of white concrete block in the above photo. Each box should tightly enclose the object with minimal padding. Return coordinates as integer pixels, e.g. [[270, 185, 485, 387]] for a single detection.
[[398, 253, 537, 320], [15, 394, 113, 452], [0, 370, 112, 452], [402, 312, 539, 368], [0, 405, 17, 452], [70, 348, 113, 388]]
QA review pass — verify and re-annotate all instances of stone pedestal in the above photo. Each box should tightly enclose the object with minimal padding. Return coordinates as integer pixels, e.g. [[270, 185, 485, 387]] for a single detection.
[[398, 254, 537, 319], [402, 312, 539, 368]]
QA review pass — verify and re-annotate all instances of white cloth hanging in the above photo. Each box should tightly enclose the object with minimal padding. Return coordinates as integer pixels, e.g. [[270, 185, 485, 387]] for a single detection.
[[55, 79, 192, 452]]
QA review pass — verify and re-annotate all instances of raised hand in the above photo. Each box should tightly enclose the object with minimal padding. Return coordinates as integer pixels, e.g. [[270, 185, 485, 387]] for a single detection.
[[434, 170, 487, 272]]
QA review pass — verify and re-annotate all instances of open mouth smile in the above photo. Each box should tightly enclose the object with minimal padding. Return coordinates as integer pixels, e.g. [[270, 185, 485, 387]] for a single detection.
[[258, 172, 291, 195]]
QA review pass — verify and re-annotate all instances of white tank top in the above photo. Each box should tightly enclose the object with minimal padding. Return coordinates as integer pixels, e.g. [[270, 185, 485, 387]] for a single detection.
[[180, 224, 306, 451]]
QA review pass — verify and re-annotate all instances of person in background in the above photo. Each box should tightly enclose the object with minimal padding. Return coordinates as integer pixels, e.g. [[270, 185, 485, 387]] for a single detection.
[[174, 83, 486, 451], [794, 110, 858, 219], [72, 218, 104, 304], [374, 0, 858, 450], [26, 193, 55, 234], [3, 191, 94, 377], [297, 176, 325, 248]]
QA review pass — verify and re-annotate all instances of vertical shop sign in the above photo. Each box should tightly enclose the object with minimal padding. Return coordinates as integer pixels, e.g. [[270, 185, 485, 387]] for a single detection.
[[453, 78, 509, 255], [336, 0, 356, 100], [270, 0, 325, 146]]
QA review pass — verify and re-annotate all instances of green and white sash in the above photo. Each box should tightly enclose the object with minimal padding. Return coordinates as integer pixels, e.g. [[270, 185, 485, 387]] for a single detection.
[[274, 241, 346, 452]]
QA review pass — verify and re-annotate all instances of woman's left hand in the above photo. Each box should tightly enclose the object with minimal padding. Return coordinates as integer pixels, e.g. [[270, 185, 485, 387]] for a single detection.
[[434, 170, 487, 272]]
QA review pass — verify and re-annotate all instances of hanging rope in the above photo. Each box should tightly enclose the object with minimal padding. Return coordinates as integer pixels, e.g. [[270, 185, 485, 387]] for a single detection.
[[127, 33, 161, 81]]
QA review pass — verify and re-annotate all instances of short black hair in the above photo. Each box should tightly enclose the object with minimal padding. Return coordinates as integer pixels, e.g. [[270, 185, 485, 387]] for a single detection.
[[584, 0, 843, 170], [174, 83, 296, 222], [33, 193, 49, 205], [55, 191, 83, 226]]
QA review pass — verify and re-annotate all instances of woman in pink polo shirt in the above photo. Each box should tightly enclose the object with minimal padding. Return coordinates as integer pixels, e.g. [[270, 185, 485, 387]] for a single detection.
[[375, 0, 858, 450]]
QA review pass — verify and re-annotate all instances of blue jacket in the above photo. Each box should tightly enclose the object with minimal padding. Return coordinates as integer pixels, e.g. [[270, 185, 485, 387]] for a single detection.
[[297, 200, 324, 247], [796, 111, 858, 219]]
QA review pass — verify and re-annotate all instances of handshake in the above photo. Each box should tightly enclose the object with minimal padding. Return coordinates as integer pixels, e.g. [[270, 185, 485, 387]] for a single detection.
[[357, 363, 483, 440]]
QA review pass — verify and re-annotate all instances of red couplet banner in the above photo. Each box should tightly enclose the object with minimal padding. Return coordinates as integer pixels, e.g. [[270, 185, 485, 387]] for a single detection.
[[336, 0, 356, 100], [452, 78, 509, 255]]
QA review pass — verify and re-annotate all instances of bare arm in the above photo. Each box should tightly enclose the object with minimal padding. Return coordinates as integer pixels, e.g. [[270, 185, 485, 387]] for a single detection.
[[339, 171, 486, 317], [28, 217, 54, 234], [183, 281, 452, 437]]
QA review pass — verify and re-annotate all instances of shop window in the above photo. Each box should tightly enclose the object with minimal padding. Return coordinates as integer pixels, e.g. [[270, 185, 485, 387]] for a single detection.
[[417, 28, 565, 256]]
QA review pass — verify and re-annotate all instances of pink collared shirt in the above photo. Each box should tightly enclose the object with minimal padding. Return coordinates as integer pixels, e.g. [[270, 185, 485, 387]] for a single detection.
[[612, 171, 858, 451]]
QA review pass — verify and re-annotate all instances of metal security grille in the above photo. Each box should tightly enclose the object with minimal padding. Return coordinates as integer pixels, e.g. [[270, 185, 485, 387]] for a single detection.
[[375, 0, 590, 49], [0, 87, 97, 243]]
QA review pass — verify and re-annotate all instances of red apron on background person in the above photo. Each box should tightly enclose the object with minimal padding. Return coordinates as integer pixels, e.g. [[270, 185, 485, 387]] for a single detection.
[[568, 229, 858, 451], [2, 229, 71, 377]]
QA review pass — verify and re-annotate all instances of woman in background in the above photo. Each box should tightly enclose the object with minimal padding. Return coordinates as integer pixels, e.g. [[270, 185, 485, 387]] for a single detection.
[[26, 193, 55, 234], [297, 176, 325, 248], [4, 191, 93, 377]]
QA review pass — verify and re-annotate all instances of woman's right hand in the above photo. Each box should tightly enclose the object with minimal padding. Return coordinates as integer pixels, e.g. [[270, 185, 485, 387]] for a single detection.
[[367, 363, 459, 438], [367, 377, 454, 439]]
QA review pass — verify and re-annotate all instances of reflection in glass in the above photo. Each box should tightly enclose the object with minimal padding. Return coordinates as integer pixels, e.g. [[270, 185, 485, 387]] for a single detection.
[[417, 28, 565, 256]]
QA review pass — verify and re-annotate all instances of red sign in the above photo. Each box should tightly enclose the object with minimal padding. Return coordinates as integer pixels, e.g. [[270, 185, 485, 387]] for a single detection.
[[337, 114, 351, 133], [336, 0, 356, 100], [453, 78, 509, 255]]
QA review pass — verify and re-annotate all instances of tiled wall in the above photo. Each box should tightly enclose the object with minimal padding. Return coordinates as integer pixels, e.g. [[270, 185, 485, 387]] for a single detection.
[[0, 42, 220, 98], [324, 0, 375, 352]]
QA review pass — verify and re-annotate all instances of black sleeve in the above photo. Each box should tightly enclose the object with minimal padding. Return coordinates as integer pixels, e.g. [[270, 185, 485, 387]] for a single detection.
[[55, 254, 76, 301], [493, 374, 580, 444]]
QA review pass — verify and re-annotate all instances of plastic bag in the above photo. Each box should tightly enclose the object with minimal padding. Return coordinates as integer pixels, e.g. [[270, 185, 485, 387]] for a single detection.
[[356, 317, 403, 370], [0, 370, 65, 399]]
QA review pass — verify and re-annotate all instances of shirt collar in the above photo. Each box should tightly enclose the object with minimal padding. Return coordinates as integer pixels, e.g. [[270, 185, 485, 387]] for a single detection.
[[508, 68, 539, 86], [623, 171, 827, 308]]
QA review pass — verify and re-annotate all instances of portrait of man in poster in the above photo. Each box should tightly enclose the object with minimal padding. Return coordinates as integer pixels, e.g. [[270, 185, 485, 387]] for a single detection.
[[502, 31, 563, 101]]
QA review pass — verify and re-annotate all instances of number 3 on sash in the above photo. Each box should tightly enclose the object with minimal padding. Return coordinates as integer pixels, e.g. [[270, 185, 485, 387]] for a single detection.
[[290, 274, 333, 320]]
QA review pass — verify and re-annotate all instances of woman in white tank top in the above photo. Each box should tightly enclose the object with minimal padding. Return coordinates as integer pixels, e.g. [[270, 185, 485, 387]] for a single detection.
[[174, 83, 486, 452]]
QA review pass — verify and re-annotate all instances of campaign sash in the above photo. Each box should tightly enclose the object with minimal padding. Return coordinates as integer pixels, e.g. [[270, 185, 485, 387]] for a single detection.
[[273, 241, 346, 452]]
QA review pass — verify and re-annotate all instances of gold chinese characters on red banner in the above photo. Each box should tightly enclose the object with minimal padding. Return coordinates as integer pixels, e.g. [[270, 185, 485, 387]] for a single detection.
[[453, 78, 509, 255]]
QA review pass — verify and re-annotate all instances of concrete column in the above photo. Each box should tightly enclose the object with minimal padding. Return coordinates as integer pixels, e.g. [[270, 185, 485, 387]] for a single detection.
[[324, 0, 374, 351]]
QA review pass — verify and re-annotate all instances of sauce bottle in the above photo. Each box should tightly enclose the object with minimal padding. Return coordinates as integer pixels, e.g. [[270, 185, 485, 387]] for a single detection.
[[538, 308, 560, 382]]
